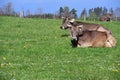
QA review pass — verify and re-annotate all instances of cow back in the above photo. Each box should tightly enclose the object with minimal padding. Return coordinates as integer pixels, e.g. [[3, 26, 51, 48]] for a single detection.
[[77, 31, 108, 47]]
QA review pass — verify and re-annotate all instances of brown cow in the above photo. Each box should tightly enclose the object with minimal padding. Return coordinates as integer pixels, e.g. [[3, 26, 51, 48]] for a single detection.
[[60, 17, 112, 34], [69, 25, 116, 48], [99, 13, 113, 22]]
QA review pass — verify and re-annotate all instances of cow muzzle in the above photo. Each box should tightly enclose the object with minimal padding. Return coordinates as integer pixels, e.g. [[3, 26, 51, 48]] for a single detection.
[[60, 26, 64, 29], [60, 26, 68, 29], [71, 39, 78, 47], [60, 26, 65, 29]]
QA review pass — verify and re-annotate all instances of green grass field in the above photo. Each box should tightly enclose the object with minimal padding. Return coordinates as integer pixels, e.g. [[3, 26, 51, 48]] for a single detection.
[[0, 16, 120, 80]]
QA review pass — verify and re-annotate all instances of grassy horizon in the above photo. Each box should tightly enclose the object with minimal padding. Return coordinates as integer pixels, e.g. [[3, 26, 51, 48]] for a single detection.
[[0, 16, 120, 80]]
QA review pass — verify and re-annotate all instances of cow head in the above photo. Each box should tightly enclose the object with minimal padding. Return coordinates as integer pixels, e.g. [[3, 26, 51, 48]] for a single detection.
[[60, 17, 75, 29], [67, 21, 84, 40]]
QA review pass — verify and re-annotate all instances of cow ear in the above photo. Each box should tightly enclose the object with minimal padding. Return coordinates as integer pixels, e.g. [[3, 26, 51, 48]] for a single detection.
[[69, 19, 75, 25]]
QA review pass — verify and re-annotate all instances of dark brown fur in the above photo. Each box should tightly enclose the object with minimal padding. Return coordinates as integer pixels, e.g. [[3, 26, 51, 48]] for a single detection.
[[69, 20, 112, 34]]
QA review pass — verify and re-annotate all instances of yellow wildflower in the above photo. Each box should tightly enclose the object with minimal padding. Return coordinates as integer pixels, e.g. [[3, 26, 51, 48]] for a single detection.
[[1, 63, 4, 67], [8, 63, 14, 68], [112, 69, 119, 72], [3, 57, 6, 60]]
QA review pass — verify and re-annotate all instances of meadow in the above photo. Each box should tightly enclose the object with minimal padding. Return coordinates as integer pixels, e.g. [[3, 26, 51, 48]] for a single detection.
[[0, 16, 120, 80]]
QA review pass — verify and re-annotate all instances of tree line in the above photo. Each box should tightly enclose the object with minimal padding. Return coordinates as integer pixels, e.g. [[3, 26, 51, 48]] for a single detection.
[[0, 2, 120, 20], [80, 7, 114, 21], [0, 2, 17, 16]]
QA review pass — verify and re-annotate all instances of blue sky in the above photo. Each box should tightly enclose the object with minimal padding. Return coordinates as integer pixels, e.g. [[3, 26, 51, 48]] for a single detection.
[[0, 0, 120, 15]]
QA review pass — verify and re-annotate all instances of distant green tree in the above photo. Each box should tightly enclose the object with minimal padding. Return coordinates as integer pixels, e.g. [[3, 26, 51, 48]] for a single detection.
[[80, 8, 87, 21], [109, 8, 114, 14], [70, 8, 77, 18], [58, 6, 77, 18], [94, 7, 102, 17], [26, 9, 31, 16], [0, 7, 4, 15], [63, 6, 70, 17], [102, 7, 108, 14], [88, 12, 97, 21], [88, 7, 110, 21], [88, 8, 93, 15], [4, 2, 14, 15], [59, 7, 64, 18]]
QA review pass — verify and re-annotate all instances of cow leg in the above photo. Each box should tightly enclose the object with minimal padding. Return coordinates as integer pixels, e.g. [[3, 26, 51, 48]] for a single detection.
[[105, 35, 116, 47], [77, 42, 92, 47], [104, 40, 112, 47]]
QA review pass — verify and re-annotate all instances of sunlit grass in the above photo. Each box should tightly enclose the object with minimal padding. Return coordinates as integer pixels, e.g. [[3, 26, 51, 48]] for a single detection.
[[0, 16, 120, 80]]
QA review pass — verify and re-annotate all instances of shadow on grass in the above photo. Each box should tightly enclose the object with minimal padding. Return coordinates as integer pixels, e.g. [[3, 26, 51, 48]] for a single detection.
[[61, 34, 69, 37]]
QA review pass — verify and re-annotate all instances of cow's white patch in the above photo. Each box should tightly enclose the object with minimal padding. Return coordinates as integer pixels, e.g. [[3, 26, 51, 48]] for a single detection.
[[62, 26, 65, 29], [79, 28, 82, 31], [106, 40, 112, 47]]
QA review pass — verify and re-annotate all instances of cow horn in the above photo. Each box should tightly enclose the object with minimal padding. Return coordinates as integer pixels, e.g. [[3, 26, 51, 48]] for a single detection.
[[70, 19, 75, 23]]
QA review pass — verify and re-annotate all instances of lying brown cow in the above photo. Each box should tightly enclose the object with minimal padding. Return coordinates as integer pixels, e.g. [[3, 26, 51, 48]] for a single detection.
[[60, 17, 112, 34], [69, 25, 116, 48]]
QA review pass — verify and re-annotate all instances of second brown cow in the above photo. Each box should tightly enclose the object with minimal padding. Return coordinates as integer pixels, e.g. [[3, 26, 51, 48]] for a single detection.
[[69, 24, 116, 48]]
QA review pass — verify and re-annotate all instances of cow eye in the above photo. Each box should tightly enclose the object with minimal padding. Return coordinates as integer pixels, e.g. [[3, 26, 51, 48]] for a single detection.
[[79, 28, 82, 31]]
